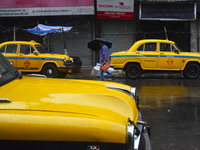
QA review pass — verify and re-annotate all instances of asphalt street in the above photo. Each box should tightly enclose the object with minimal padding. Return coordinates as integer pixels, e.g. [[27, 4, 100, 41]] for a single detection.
[[68, 69, 200, 150], [119, 77, 200, 150]]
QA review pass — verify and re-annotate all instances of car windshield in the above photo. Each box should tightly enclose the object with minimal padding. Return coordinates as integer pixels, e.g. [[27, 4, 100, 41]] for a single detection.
[[0, 53, 19, 86], [35, 44, 47, 53], [175, 43, 182, 52]]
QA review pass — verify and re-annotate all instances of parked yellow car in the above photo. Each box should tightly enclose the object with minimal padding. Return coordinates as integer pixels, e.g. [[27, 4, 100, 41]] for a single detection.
[[0, 53, 151, 150], [111, 39, 200, 79], [0, 41, 73, 78]]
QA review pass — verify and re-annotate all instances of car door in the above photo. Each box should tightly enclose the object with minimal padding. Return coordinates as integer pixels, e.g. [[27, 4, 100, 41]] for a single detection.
[[158, 43, 181, 70], [17, 44, 39, 71], [136, 42, 158, 69], [0, 44, 18, 67]]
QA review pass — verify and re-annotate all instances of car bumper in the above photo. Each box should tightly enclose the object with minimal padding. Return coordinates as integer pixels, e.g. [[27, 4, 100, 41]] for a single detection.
[[58, 62, 74, 69]]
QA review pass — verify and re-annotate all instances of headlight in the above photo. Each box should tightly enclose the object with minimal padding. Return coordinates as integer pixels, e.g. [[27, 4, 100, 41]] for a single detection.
[[131, 87, 136, 99]]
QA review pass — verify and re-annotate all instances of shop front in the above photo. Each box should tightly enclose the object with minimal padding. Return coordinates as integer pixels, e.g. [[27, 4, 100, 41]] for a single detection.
[[0, 0, 95, 67], [136, 0, 197, 52]]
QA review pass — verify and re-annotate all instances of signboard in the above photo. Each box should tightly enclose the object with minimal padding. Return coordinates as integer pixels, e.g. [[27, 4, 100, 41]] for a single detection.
[[97, 0, 134, 20], [0, 0, 94, 17], [140, 3, 196, 21]]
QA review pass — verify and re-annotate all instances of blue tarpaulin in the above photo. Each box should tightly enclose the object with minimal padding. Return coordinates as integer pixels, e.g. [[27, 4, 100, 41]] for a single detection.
[[23, 24, 73, 36]]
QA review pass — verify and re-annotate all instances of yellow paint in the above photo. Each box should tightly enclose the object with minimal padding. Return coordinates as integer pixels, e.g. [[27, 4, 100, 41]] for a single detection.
[[111, 39, 200, 71], [0, 77, 138, 143], [1, 41, 73, 73]]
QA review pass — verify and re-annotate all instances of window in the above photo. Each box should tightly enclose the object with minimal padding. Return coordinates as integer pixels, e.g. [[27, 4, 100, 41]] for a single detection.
[[160, 43, 171, 52], [137, 45, 144, 51], [35, 45, 46, 53], [137, 43, 157, 52], [144, 43, 156, 51], [20, 45, 34, 54], [0, 44, 17, 53]]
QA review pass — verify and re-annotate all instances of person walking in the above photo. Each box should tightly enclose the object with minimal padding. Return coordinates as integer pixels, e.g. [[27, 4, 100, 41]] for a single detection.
[[99, 41, 114, 81]]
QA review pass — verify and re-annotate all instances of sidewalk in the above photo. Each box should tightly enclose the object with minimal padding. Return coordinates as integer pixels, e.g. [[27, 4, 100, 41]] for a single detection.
[[67, 67, 183, 79], [67, 67, 94, 79]]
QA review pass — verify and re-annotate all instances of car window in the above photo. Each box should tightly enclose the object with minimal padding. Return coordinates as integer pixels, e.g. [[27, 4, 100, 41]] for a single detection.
[[137, 43, 157, 52], [0, 44, 18, 53], [35, 44, 47, 53], [160, 43, 171, 52], [144, 43, 156, 51], [20, 45, 34, 54], [137, 44, 144, 51], [0, 53, 18, 86], [175, 43, 182, 52]]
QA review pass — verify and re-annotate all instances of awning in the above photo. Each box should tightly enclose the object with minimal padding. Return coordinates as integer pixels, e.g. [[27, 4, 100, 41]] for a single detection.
[[23, 24, 73, 36]]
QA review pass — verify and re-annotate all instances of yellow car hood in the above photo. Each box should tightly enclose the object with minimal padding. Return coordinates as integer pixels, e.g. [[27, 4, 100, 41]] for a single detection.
[[0, 77, 138, 143], [39, 53, 71, 60]]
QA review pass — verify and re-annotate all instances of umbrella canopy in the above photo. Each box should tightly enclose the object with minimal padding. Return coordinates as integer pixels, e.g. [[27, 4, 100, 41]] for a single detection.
[[23, 24, 73, 36], [88, 38, 112, 51]]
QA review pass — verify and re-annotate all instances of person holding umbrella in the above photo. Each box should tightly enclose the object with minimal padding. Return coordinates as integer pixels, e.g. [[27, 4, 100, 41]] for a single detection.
[[99, 41, 115, 81]]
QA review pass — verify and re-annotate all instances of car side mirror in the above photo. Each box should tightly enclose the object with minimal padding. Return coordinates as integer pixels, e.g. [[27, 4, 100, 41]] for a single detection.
[[33, 51, 38, 55]]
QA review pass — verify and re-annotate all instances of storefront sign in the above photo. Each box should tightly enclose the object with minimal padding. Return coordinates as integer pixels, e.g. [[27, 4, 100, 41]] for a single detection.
[[0, 0, 94, 17], [140, 3, 196, 21], [97, 0, 134, 20]]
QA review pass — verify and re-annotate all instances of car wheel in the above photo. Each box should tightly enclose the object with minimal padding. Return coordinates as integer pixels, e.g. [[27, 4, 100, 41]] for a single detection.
[[139, 131, 152, 150], [183, 63, 200, 79], [42, 64, 58, 78], [126, 64, 142, 79]]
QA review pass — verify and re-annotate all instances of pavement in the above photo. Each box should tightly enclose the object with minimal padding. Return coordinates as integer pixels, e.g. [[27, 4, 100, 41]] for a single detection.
[[67, 67, 184, 80], [67, 67, 95, 79]]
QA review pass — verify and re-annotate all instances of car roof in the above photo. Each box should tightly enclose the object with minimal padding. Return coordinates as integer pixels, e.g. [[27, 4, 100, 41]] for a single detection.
[[0, 41, 41, 45], [135, 39, 175, 44]]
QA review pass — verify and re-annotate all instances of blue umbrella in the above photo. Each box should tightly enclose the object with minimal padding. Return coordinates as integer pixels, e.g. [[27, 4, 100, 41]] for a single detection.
[[23, 24, 72, 36]]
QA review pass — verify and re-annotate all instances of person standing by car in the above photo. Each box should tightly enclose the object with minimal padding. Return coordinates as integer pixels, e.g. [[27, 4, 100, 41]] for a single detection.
[[99, 42, 114, 81]]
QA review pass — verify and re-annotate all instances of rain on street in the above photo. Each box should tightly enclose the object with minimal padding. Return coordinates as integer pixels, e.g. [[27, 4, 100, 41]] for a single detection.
[[115, 75, 200, 150]]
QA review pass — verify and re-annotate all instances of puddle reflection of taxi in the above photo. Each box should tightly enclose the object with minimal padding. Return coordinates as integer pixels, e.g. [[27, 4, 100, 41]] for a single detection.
[[111, 39, 200, 79], [0, 41, 73, 78]]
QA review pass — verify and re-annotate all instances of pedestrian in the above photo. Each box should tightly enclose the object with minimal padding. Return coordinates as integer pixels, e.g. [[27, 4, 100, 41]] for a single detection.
[[99, 41, 115, 81]]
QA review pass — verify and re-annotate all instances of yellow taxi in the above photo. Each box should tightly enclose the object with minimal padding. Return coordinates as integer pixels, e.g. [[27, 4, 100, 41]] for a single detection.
[[0, 53, 151, 150], [111, 39, 200, 79], [0, 41, 73, 78]]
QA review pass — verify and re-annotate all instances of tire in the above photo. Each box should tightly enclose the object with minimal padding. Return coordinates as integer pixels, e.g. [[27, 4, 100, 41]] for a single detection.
[[125, 64, 142, 79], [183, 63, 200, 79], [139, 127, 152, 150], [42, 64, 58, 78], [142, 132, 152, 150]]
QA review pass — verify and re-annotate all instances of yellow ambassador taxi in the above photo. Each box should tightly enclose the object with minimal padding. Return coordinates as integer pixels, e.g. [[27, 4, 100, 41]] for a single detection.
[[111, 39, 200, 79], [0, 53, 151, 150], [0, 40, 73, 78]]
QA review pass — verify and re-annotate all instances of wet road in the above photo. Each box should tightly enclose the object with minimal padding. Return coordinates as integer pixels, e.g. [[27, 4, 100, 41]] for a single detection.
[[68, 70, 200, 149], [115, 76, 200, 150]]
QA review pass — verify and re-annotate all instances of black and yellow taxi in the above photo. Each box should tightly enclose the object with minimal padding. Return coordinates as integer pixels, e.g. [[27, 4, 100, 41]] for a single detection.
[[111, 39, 200, 79], [0, 40, 73, 78]]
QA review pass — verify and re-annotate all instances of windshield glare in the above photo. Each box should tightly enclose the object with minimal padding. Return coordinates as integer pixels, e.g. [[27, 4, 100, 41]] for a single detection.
[[0, 53, 18, 86], [35, 45, 47, 53]]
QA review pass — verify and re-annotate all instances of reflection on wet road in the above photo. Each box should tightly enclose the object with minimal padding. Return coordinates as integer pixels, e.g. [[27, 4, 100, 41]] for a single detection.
[[116, 78, 200, 150]]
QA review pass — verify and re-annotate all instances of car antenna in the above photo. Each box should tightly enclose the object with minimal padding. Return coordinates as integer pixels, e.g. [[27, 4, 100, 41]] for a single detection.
[[164, 27, 168, 40]]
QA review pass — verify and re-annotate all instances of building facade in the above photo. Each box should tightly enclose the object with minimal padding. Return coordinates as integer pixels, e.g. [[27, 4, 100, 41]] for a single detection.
[[0, 0, 198, 67]]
